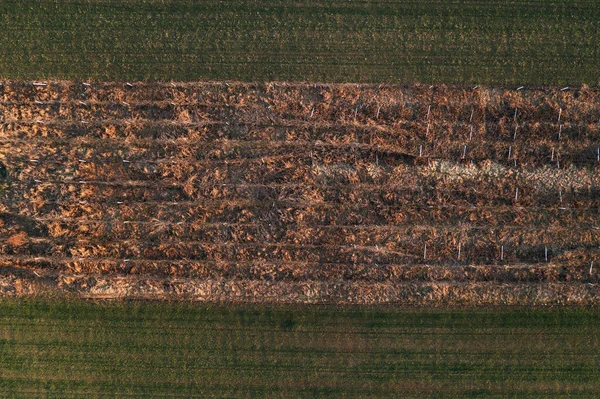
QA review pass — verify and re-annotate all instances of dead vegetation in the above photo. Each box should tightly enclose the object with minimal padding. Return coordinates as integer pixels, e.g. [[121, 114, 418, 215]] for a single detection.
[[0, 81, 599, 304]]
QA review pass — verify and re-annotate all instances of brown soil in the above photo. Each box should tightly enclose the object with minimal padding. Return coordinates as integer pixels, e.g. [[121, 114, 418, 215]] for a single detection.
[[1, 81, 599, 305]]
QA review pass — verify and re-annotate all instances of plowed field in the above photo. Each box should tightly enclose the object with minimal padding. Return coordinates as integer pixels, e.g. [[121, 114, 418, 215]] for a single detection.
[[1, 81, 599, 304]]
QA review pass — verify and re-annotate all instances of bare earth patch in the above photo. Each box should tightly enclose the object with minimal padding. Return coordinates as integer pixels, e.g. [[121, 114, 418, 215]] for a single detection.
[[1, 81, 599, 304]]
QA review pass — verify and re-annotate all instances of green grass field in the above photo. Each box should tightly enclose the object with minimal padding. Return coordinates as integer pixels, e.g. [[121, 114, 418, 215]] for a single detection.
[[0, 300, 599, 398], [0, 0, 599, 84]]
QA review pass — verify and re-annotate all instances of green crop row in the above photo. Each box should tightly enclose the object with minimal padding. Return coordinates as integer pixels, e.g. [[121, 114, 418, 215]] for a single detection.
[[0, 0, 598, 84], [0, 300, 599, 397]]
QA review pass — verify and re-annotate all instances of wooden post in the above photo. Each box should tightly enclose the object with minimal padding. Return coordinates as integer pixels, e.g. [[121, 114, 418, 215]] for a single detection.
[[457, 243, 461, 261], [545, 246, 548, 262], [424, 243, 427, 260], [500, 245, 504, 261], [558, 125, 562, 140]]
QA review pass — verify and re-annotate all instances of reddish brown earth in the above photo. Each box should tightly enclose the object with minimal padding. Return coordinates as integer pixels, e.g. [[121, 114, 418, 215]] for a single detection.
[[0, 81, 599, 304]]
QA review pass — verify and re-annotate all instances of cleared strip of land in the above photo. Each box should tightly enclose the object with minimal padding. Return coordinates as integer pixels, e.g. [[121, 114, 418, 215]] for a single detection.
[[0, 0, 598, 84], [0, 300, 598, 398], [1, 81, 599, 304]]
